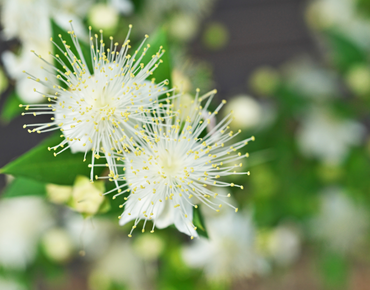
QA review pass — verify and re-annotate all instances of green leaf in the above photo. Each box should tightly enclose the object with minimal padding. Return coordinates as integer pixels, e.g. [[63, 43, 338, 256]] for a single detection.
[[0, 91, 23, 123], [51, 19, 92, 89], [193, 205, 209, 238], [2, 177, 46, 198], [135, 28, 172, 86], [324, 29, 368, 72], [0, 134, 105, 185]]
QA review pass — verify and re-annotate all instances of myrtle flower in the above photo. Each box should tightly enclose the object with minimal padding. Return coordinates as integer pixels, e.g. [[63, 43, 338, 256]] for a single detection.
[[105, 90, 254, 238], [182, 210, 267, 283], [21, 23, 170, 180]]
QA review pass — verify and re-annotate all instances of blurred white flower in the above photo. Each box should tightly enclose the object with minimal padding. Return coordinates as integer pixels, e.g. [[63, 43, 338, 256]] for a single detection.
[[65, 214, 114, 261], [51, 0, 93, 40], [345, 64, 370, 97], [1, 0, 90, 43], [89, 239, 148, 290], [2, 42, 52, 103], [88, 3, 119, 31], [109, 0, 134, 15], [1, 0, 51, 43], [0, 277, 26, 290], [168, 13, 199, 42], [267, 223, 301, 267], [306, 0, 370, 48], [172, 69, 192, 93], [312, 187, 369, 254], [70, 176, 106, 216], [41, 228, 74, 263], [284, 59, 339, 100], [46, 183, 73, 204], [296, 107, 365, 165], [133, 234, 164, 261], [0, 197, 52, 269], [223, 95, 262, 130], [182, 210, 267, 283]]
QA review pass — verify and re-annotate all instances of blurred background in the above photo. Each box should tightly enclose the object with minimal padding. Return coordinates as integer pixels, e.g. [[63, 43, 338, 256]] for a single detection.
[[1, 0, 370, 289]]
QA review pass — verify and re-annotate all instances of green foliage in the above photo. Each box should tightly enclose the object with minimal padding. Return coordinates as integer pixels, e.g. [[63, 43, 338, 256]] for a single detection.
[[0, 92, 23, 123], [0, 134, 105, 185], [2, 177, 46, 198], [192, 205, 209, 238], [324, 29, 368, 72]]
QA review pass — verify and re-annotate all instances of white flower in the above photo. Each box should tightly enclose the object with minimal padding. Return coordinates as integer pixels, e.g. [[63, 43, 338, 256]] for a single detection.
[[312, 187, 369, 254], [2, 42, 53, 103], [266, 223, 301, 267], [89, 239, 147, 290], [296, 107, 365, 165], [21, 24, 170, 181], [223, 95, 262, 130], [284, 59, 339, 100], [182, 210, 267, 283], [65, 214, 114, 260], [88, 3, 120, 31], [106, 90, 254, 238], [0, 0, 90, 43], [0, 196, 52, 269], [109, 0, 134, 15], [0, 0, 51, 43], [41, 228, 74, 263]]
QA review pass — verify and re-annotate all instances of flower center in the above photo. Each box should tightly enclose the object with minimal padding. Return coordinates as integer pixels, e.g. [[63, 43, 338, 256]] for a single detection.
[[160, 153, 183, 178]]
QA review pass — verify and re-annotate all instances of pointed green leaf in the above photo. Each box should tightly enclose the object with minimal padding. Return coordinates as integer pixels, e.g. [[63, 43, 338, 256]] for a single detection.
[[0, 91, 23, 123], [0, 134, 105, 185], [193, 205, 209, 239], [2, 177, 46, 198]]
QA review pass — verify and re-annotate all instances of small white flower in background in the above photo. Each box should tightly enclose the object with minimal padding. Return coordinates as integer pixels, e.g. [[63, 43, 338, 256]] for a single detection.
[[65, 214, 115, 260], [266, 223, 301, 267], [0, 197, 52, 269], [172, 69, 192, 93], [284, 59, 339, 100], [0, 276, 26, 290], [182, 210, 267, 283], [46, 183, 73, 204], [223, 95, 262, 130], [0, 0, 90, 43], [109, 0, 134, 15], [70, 175, 106, 215], [107, 90, 254, 238], [0, 0, 51, 43], [88, 3, 119, 32], [88, 239, 147, 290], [21, 23, 171, 181], [345, 64, 370, 97], [2, 42, 53, 103], [312, 187, 369, 254], [296, 107, 365, 165], [306, 0, 370, 48], [133, 234, 164, 261], [168, 13, 200, 42], [41, 228, 74, 263]]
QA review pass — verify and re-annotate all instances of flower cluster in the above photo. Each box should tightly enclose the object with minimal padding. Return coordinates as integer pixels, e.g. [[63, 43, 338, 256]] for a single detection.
[[22, 23, 254, 238]]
